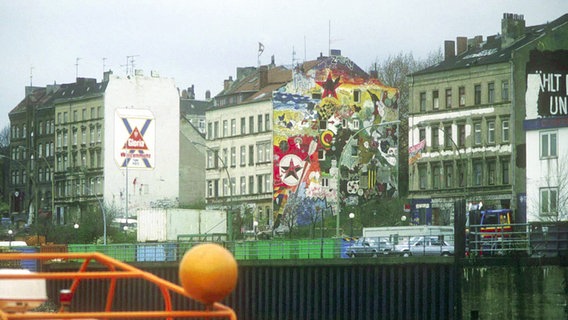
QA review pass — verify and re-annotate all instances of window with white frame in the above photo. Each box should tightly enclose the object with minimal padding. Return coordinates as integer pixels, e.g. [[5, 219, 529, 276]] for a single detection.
[[540, 131, 557, 158], [240, 146, 246, 166], [240, 177, 246, 195], [501, 119, 509, 142], [473, 122, 481, 145], [487, 121, 495, 144], [540, 187, 558, 216]]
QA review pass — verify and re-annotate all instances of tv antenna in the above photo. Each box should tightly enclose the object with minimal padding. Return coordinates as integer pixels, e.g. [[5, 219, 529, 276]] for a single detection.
[[123, 55, 140, 76], [75, 57, 81, 78]]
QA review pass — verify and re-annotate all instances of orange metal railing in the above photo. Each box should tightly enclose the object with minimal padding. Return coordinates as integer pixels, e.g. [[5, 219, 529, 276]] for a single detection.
[[0, 252, 237, 320]]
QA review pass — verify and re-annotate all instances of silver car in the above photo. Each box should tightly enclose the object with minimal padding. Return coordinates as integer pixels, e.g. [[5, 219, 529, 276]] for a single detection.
[[396, 236, 454, 257], [347, 237, 394, 258]]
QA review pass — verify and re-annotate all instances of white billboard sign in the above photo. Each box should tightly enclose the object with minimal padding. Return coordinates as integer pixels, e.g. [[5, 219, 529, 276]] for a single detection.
[[114, 109, 155, 169]]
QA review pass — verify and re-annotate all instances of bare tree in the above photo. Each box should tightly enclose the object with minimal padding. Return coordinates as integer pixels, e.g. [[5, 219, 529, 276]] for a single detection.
[[0, 125, 9, 155], [530, 152, 568, 222]]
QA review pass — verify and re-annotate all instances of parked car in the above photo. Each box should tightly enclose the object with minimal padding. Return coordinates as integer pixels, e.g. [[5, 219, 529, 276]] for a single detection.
[[347, 237, 394, 258], [395, 236, 454, 257]]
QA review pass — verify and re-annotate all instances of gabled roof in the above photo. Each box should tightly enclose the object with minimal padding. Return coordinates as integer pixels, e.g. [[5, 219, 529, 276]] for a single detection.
[[412, 13, 568, 76], [216, 65, 292, 103]]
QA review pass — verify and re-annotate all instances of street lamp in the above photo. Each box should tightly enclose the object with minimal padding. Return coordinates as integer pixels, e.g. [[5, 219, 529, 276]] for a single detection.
[[73, 223, 79, 243], [8, 230, 13, 248], [349, 212, 355, 238]]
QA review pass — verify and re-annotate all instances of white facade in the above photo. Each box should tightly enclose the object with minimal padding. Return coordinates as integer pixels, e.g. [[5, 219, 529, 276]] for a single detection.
[[104, 72, 180, 215], [205, 99, 274, 228], [525, 128, 568, 221]]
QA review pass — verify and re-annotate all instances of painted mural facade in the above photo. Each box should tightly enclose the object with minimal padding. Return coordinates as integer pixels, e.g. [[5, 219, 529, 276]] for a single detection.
[[272, 56, 399, 227]]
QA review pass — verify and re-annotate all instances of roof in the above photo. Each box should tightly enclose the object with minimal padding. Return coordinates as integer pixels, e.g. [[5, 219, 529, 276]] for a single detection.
[[412, 13, 568, 76], [180, 98, 213, 117], [216, 65, 292, 103], [52, 78, 107, 103]]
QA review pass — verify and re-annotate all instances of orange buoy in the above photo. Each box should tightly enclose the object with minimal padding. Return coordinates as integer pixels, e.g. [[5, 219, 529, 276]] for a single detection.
[[179, 243, 238, 304]]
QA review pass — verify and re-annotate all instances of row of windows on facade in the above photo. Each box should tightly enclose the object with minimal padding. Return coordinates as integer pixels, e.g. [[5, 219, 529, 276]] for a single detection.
[[207, 174, 272, 198], [10, 168, 53, 185], [56, 106, 103, 125], [417, 158, 511, 190], [55, 179, 104, 198], [419, 80, 509, 112], [55, 126, 103, 148], [207, 113, 271, 140], [419, 117, 509, 148], [11, 120, 56, 139], [207, 142, 272, 168]]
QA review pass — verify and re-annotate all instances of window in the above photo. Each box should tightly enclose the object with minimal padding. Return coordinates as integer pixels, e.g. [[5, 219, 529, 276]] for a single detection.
[[540, 131, 557, 158], [207, 181, 213, 197], [418, 165, 427, 189], [207, 151, 214, 168], [72, 130, 78, 145], [540, 188, 558, 215], [240, 117, 246, 135], [458, 162, 466, 187], [458, 124, 466, 147], [459, 86, 466, 106], [474, 122, 481, 145], [488, 82, 495, 104], [502, 119, 510, 142], [82, 108, 86, 120], [240, 146, 246, 166], [443, 125, 452, 148], [248, 145, 254, 166], [91, 107, 95, 119], [432, 90, 439, 109], [257, 175, 263, 193], [431, 126, 439, 149], [222, 178, 228, 197], [222, 148, 228, 167], [248, 176, 254, 194], [473, 161, 483, 186], [419, 92, 426, 112], [249, 116, 254, 134], [444, 163, 453, 188], [231, 119, 236, 136], [258, 115, 263, 132], [419, 128, 426, 142], [223, 120, 228, 137], [63, 132, 68, 147], [487, 121, 495, 144], [264, 174, 271, 193], [432, 165, 441, 189], [214, 121, 219, 139], [445, 88, 452, 108], [265, 113, 271, 131], [230, 147, 236, 167], [207, 122, 213, 140], [240, 177, 246, 195], [73, 110, 78, 122], [354, 89, 361, 102], [488, 161, 496, 185], [501, 80, 509, 101], [474, 84, 481, 105]]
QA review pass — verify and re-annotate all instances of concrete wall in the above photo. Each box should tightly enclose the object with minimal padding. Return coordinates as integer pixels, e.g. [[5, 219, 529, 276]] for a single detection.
[[462, 264, 568, 319]]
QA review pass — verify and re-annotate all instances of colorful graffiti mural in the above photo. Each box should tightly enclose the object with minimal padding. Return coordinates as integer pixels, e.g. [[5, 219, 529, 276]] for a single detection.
[[272, 56, 399, 228]]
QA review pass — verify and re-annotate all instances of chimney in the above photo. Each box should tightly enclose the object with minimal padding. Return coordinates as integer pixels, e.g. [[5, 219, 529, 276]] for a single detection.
[[468, 36, 483, 49], [370, 70, 378, 79], [259, 66, 268, 89], [444, 40, 455, 60], [501, 13, 525, 48], [456, 37, 468, 55], [270, 55, 275, 66], [205, 90, 211, 100], [103, 70, 113, 82], [188, 85, 195, 99], [223, 76, 233, 91]]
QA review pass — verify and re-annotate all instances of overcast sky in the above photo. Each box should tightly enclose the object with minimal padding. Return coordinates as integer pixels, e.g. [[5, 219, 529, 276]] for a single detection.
[[1, 0, 566, 129]]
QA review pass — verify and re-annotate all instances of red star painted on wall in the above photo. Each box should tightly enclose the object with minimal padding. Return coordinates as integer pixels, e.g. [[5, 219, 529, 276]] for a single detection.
[[316, 73, 341, 98]]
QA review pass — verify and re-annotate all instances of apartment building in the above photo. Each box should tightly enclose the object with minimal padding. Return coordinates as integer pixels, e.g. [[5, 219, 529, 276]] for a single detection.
[[407, 13, 568, 225], [8, 85, 59, 225], [206, 64, 289, 232]]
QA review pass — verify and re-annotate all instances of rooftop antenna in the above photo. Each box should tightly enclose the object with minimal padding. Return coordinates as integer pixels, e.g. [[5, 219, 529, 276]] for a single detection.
[[123, 55, 139, 76], [75, 57, 81, 78], [30, 66, 34, 87], [102, 57, 107, 73], [328, 20, 331, 56]]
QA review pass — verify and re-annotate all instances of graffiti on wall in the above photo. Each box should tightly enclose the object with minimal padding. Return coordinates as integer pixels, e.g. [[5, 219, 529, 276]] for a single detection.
[[272, 56, 399, 227]]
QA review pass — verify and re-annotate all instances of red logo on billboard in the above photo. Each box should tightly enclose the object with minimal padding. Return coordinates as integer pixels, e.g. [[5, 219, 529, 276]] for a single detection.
[[123, 127, 148, 150]]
